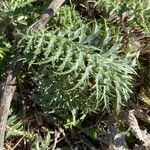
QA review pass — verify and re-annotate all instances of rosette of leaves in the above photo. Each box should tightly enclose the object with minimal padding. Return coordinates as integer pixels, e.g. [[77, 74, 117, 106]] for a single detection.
[[20, 6, 137, 114]]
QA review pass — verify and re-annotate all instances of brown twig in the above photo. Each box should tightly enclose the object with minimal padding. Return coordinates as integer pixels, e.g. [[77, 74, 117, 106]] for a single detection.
[[128, 110, 150, 147], [52, 130, 61, 150], [32, 0, 66, 31], [0, 0, 65, 149], [0, 57, 22, 150], [12, 136, 24, 150]]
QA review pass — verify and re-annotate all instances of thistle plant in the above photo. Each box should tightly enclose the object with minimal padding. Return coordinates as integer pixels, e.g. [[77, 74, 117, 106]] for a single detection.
[[19, 6, 137, 113], [88, 0, 150, 32], [0, 0, 42, 29], [0, 0, 34, 15]]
